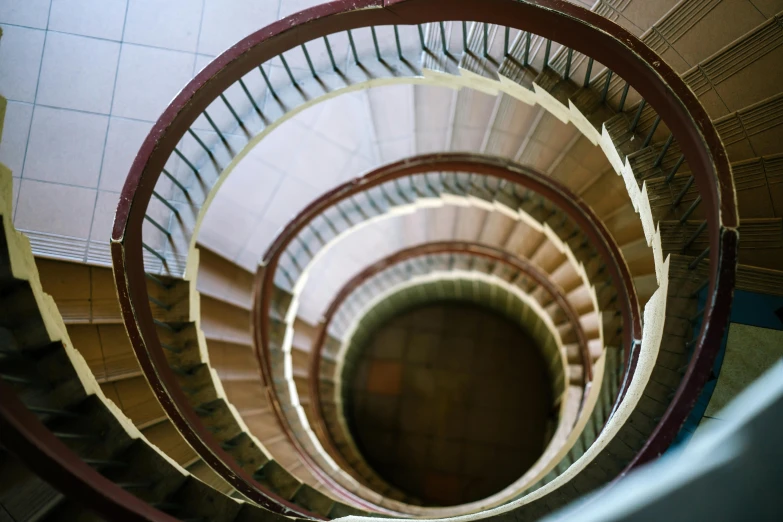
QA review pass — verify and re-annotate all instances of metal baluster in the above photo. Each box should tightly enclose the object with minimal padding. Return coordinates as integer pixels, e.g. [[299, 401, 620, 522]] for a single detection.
[[681, 221, 707, 252], [144, 215, 171, 239], [617, 82, 631, 111], [642, 115, 661, 147], [679, 195, 702, 223], [347, 30, 360, 64], [439, 22, 448, 55], [689, 247, 710, 270], [523, 32, 531, 66], [462, 21, 468, 53], [673, 175, 695, 207], [142, 242, 166, 264], [665, 154, 686, 183], [370, 27, 382, 60], [564, 48, 573, 79], [504, 27, 510, 56], [394, 26, 403, 60], [301, 43, 318, 78], [279, 54, 296, 84], [187, 128, 215, 158], [145, 272, 172, 289], [418, 24, 427, 51], [148, 295, 172, 311], [219, 93, 245, 130], [152, 191, 179, 215], [653, 134, 674, 168], [237, 78, 263, 118], [600, 70, 614, 103], [323, 36, 338, 72], [201, 111, 230, 148], [630, 99, 646, 132], [583, 57, 594, 87], [483, 23, 489, 57], [258, 66, 280, 102], [543, 39, 552, 67], [161, 168, 189, 196]]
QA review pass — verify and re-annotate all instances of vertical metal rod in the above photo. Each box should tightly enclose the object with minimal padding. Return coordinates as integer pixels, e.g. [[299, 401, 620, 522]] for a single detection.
[[630, 99, 647, 132], [142, 243, 166, 263], [583, 57, 594, 87], [523, 32, 531, 66], [600, 70, 614, 103], [439, 22, 448, 55], [201, 111, 229, 148], [418, 24, 427, 50], [152, 191, 179, 215], [258, 66, 279, 101], [161, 168, 189, 196], [564, 48, 573, 79], [483, 23, 489, 57], [462, 21, 468, 52], [279, 54, 296, 84], [323, 36, 338, 71], [682, 221, 707, 252], [665, 154, 686, 183], [347, 30, 360, 63], [504, 27, 510, 56], [673, 175, 695, 208], [394, 26, 403, 60], [653, 134, 674, 167], [237, 78, 263, 117], [144, 215, 171, 238], [187, 128, 215, 157], [301, 43, 317, 77], [642, 115, 661, 147], [617, 82, 631, 111], [688, 247, 710, 270], [219, 94, 244, 129], [174, 148, 201, 177], [370, 27, 382, 60], [543, 39, 552, 67], [679, 195, 702, 223]]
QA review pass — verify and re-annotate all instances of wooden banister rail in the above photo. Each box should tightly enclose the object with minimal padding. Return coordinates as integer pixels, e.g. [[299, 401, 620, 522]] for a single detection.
[[112, 0, 736, 514], [305, 240, 594, 479]]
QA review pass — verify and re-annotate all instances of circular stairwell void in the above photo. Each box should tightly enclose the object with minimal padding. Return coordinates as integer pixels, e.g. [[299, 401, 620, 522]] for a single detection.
[[343, 301, 554, 506]]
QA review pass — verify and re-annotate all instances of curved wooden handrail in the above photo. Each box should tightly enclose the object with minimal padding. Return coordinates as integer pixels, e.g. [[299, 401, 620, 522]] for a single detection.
[[112, 0, 736, 515], [0, 379, 179, 522], [306, 240, 594, 486], [254, 155, 637, 508]]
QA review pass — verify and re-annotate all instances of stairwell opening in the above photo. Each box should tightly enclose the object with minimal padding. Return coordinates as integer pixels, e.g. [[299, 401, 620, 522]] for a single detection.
[[342, 301, 556, 506]]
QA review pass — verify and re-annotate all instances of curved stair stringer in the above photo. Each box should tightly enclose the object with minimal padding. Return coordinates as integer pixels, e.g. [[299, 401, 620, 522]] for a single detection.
[[319, 263, 611, 511], [267, 201, 617, 516], [167, 244, 370, 517], [0, 168, 283, 521]]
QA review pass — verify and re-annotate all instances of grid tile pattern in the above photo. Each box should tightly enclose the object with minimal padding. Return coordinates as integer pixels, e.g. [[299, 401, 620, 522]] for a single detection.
[[0, 0, 318, 265]]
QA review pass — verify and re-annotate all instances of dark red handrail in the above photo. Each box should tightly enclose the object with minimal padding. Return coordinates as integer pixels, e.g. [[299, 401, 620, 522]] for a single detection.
[[253, 155, 639, 507], [305, 240, 594, 483], [112, 0, 736, 514], [0, 379, 179, 522]]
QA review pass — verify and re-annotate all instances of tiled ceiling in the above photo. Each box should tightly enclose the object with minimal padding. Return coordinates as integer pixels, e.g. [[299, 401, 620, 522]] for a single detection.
[[0, 0, 632, 266]]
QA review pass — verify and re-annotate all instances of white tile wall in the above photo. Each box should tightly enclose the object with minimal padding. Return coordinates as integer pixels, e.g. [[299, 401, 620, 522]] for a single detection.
[[0, 0, 579, 273], [23, 105, 108, 187], [0, 25, 46, 103], [48, 0, 127, 40], [37, 31, 121, 113]]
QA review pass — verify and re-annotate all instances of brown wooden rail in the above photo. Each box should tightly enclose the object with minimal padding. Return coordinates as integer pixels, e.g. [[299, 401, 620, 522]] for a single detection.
[[305, 240, 595, 481], [112, 0, 736, 515], [0, 379, 179, 522], [253, 155, 639, 506]]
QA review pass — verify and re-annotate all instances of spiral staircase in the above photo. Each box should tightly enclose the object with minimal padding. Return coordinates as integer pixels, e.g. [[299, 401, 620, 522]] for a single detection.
[[1, 0, 783, 520]]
